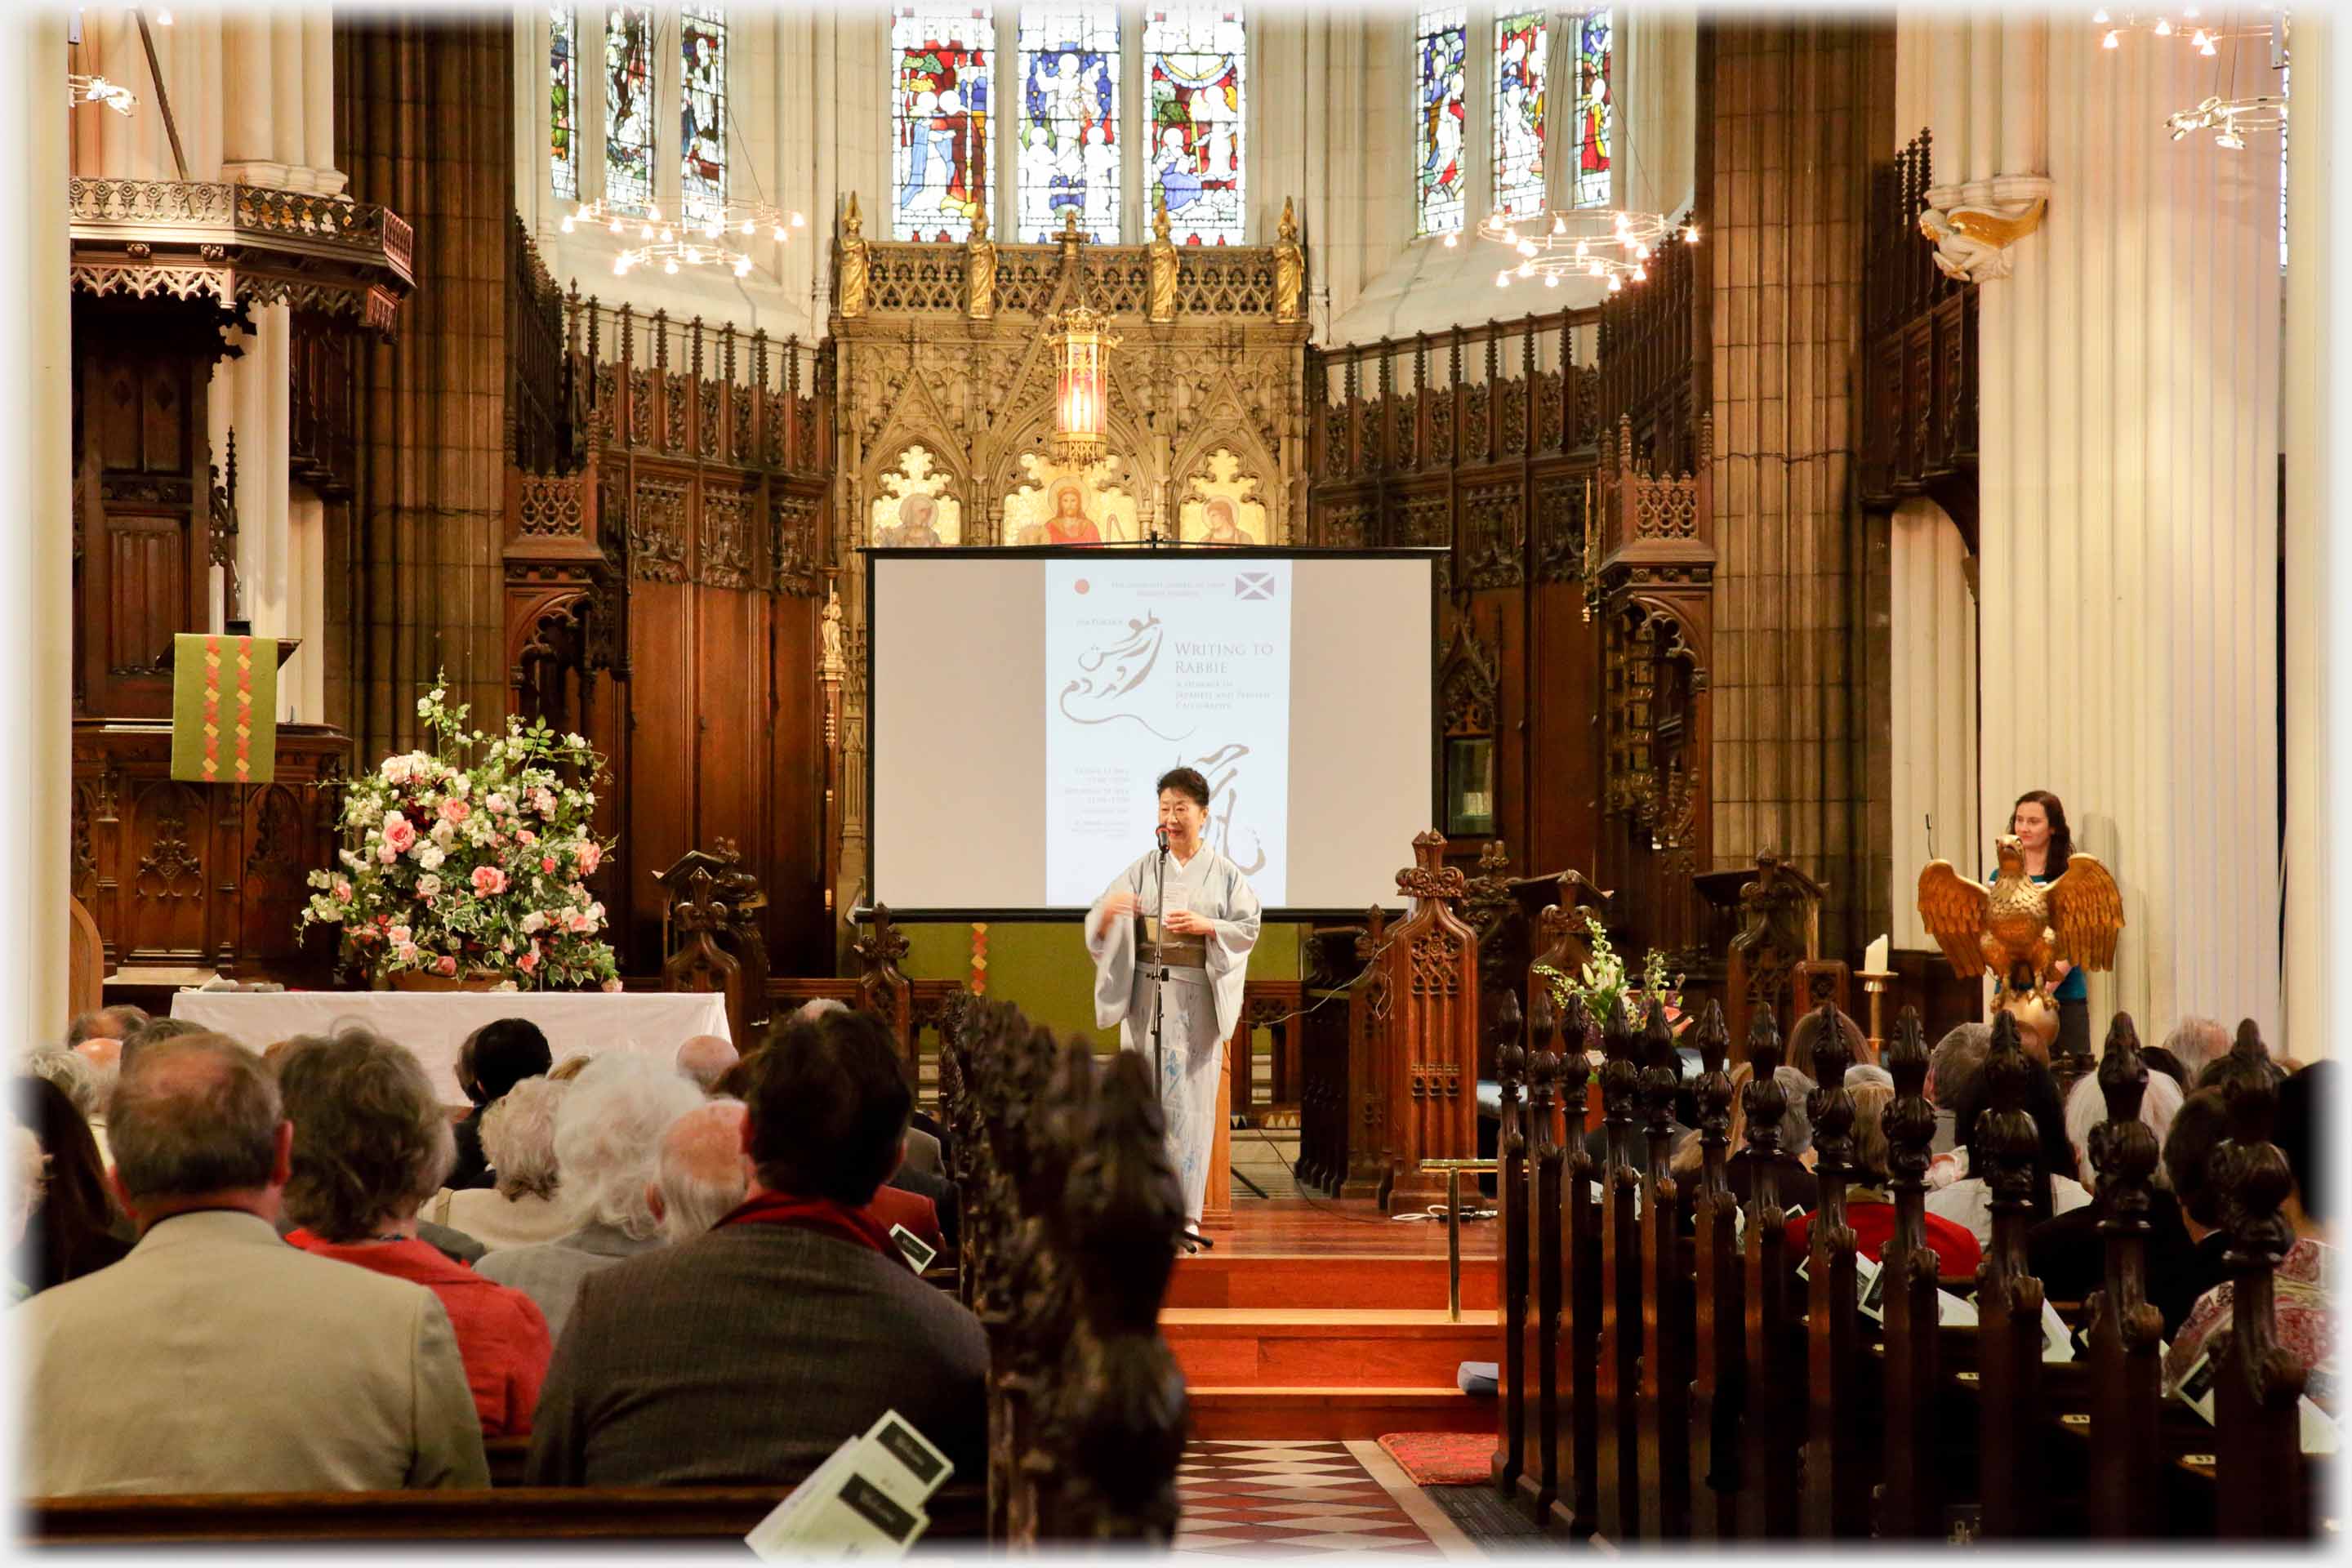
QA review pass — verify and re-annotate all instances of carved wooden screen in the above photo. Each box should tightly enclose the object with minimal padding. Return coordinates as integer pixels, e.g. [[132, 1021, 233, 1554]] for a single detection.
[[1375, 831, 1482, 1213]]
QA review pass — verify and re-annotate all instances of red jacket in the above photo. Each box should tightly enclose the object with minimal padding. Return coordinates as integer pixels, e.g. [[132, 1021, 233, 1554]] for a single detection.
[[287, 1230, 552, 1437], [862, 1187, 945, 1258], [1784, 1200, 1982, 1279]]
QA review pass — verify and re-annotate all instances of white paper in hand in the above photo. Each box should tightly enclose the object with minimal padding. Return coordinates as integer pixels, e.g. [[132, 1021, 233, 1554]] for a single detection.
[[746, 1410, 954, 1561]]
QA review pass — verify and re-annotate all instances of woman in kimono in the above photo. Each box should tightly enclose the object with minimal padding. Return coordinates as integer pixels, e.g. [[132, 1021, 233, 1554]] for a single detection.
[[1085, 766, 1261, 1252]]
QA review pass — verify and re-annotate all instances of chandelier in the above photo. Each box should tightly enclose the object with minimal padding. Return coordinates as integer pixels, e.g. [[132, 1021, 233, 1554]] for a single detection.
[[1478, 206, 1699, 294], [68, 74, 136, 114], [2095, 7, 2289, 149], [563, 198, 806, 278], [2167, 92, 2287, 145]]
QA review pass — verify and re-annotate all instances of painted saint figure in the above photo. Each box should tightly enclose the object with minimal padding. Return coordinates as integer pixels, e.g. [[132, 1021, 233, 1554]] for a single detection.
[[878, 490, 943, 548], [1043, 481, 1102, 544], [1200, 497, 1254, 545], [1085, 766, 1261, 1247]]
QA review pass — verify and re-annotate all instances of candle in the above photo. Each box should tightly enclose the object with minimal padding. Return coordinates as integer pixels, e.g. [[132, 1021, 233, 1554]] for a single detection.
[[1864, 935, 1890, 974]]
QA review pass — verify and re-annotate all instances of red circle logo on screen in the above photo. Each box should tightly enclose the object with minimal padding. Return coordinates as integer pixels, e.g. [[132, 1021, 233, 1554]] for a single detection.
[[1073, 579, 1090, 594]]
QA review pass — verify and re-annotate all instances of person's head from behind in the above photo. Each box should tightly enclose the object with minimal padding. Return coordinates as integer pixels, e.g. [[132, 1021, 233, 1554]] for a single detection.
[[67, 1004, 149, 1052], [2139, 1045, 2191, 1094], [2161, 1017, 2232, 1080], [1953, 1054, 2077, 1217], [648, 1099, 751, 1243], [1674, 1060, 1815, 1174], [118, 1016, 210, 1082], [2010, 789, 2074, 869], [1787, 1007, 1868, 1084], [675, 1035, 740, 1095], [2274, 1061, 2331, 1239], [1846, 1080, 1897, 1186], [746, 1009, 912, 1206], [275, 1027, 455, 1243], [2062, 1063, 2184, 1194], [2163, 1089, 2232, 1236], [24, 1049, 105, 1126], [105, 1034, 287, 1228], [468, 1018, 553, 1107], [1927, 1022, 1991, 1111], [555, 1052, 707, 1241], [11, 1125, 45, 1251], [2194, 1040, 2286, 1095], [1156, 766, 1211, 856], [481, 1076, 567, 1201], [16, 1074, 120, 1254]]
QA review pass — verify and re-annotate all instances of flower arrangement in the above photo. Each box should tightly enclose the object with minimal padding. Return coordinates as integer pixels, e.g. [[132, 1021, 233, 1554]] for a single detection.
[[1532, 911, 1686, 1033], [301, 680, 621, 991]]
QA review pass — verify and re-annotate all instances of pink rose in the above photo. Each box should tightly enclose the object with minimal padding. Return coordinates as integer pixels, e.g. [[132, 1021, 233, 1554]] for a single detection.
[[517, 828, 537, 847], [376, 842, 399, 865], [384, 817, 416, 854], [332, 878, 353, 902], [532, 788, 558, 816], [388, 925, 412, 946], [601, 978, 624, 993], [436, 955, 458, 976], [517, 951, 539, 973], [439, 798, 470, 825], [470, 866, 508, 896], [577, 842, 602, 875], [542, 856, 558, 875], [569, 911, 592, 933], [395, 942, 421, 964], [486, 792, 513, 816]]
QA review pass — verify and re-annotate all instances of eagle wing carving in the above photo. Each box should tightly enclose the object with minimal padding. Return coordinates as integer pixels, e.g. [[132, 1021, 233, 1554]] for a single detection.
[[1915, 860, 1992, 980], [2045, 853, 2125, 973]]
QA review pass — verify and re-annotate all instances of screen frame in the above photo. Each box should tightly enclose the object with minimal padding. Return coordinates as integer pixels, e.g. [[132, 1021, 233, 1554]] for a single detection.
[[862, 543, 1446, 923]]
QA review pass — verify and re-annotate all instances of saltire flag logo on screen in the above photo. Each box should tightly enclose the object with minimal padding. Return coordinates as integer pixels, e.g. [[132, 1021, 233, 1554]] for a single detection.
[[1235, 572, 1276, 600]]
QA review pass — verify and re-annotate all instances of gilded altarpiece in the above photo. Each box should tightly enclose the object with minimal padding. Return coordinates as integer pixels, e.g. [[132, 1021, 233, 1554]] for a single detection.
[[826, 203, 1312, 938]]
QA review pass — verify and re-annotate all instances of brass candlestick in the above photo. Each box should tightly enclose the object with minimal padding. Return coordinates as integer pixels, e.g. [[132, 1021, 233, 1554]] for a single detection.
[[1856, 969, 1896, 1065]]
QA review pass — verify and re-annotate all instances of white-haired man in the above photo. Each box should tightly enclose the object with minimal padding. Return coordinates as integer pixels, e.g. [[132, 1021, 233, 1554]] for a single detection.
[[476, 1053, 705, 1343], [2161, 1016, 2233, 1080], [674, 1034, 739, 1095], [646, 1100, 751, 1243]]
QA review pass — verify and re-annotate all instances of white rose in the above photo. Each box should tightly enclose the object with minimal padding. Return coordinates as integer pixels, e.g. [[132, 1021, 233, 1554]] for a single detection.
[[416, 875, 442, 899], [419, 844, 447, 871], [520, 911, 547, 934], [564, 733, 586, 750], [449, 775, 470, 799], [486, 792, 512, 815], [430, 818, 456, 846]]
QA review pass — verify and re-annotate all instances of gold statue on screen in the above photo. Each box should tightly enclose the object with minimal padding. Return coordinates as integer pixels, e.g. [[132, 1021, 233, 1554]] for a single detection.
[[1917, 835, 2123, 1054]]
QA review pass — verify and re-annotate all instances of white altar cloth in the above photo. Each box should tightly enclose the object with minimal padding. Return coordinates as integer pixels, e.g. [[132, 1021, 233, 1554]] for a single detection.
[[168, 991, 730, 1103]]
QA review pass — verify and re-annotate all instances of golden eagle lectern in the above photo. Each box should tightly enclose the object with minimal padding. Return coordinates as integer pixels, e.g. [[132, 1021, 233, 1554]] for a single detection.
[[1917, 835, 2124, 1056]]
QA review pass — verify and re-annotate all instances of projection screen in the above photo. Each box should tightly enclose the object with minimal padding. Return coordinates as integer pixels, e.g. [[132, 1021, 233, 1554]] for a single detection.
[[868, 548, 1438, 916]]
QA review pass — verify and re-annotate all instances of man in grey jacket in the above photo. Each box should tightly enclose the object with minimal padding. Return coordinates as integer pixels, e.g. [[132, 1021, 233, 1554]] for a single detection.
[[525, 1009, 988, 1489], [20, 1035, 487, 1495]]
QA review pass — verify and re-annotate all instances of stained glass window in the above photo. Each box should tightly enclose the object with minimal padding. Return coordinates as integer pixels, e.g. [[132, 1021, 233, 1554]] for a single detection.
[[1414, 7, 1468, 236], [604, 6, 656, 215], [893, 6, 994, 242], [1144, 7, 1247, 246], [1017, 8, 1121, 242], [680, 3, 728, 226], [1491, 11, 1547, 221], [550, 5, 581, 202], [1571, 9, 1613, 208]]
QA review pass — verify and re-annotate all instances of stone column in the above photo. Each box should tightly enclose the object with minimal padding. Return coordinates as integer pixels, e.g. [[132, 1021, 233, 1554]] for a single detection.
[[1886, 500, 1978, 947], [2281, 19, 2333, 1058], [305, 11, 345, 195], [221, 12, 288, 185], [1973, 27, 2283, 1037], [2, 15, 74, 1040]]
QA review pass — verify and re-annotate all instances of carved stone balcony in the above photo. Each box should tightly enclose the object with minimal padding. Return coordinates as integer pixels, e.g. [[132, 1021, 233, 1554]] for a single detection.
[[68, 178, 416, 336]]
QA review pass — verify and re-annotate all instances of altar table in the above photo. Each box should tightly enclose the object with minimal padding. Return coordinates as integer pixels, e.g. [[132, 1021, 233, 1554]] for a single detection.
[[168, 991, 729, 1103]]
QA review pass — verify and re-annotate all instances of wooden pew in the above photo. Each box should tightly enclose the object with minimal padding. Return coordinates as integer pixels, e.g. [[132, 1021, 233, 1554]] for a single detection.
[[1798, 1000, 1869, 1538], [2082, 1014, 2165, 1538], [1516, 1000, 1563, 1521], [1976, 1012, 2051, 1538], [1590, 996, 1645, 1540], [1686, 1001, 1743, 1541], [1490, 994, 1528, 1496], [1735, 1009, 1800, 1539], [1877, 1007, 1944, 1537], [1547, 997, 1601, 1540], [30, 1482, 990, 1544], [1635, 999, 1692, 1539]]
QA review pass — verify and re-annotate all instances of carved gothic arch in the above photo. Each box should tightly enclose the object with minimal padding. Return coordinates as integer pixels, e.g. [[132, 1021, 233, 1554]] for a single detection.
[[513, 590, 599, 737]]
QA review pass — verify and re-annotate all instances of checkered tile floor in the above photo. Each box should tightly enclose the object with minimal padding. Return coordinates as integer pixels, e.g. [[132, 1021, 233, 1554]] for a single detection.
[[1174, 1441, 1477, 1558]]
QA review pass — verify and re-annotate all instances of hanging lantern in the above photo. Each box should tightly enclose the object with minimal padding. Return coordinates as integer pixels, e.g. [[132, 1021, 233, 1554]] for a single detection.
[[1045, 300, 1118, 469]]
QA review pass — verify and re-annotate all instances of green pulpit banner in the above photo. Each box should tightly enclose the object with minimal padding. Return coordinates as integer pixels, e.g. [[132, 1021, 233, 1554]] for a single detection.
[[168, 633, 278, 784]]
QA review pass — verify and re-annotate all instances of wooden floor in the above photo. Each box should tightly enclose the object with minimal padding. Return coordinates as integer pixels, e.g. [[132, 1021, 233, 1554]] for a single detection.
[[1170, 1198, 1499, 1441]]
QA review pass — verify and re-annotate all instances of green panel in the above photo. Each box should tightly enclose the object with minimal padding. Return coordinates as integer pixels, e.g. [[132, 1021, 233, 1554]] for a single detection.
[[894, 920, 1306, 1052]]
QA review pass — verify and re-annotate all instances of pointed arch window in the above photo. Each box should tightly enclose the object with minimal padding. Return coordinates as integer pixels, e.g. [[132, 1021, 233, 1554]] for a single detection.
[[1144, 7, 1248, 246], [1491, 10, 1548, 220], [679, 3, 728, 226], [1414, 7, 1468, 236], [1017, 8, 1121, 242], [604, 6, 657, 215], [550, 4, 581, 202], [1570, 8, 1614, 207], [893, 5, 996, 241]]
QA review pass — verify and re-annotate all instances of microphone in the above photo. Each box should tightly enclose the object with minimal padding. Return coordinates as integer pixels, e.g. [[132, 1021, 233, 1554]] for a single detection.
[[1156, 826, 1169, 853]]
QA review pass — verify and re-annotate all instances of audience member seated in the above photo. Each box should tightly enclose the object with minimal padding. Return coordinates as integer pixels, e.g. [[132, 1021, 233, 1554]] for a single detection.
[[2139, 1045, 2192, 1094], [2027, 1066, 2187, 1307], [1928, 1058, 2088, 1247], [13, 1076, 132, 1293], [2162, 1017, 2232, 1083], [1926, 1022, 1991, 1182], [1784, 1080, 1980, 1275], [425, 1076, 576, 1250], [525, 1008, 988, 1489], [10, 1124, 43, 1298], [2142, 1089, 2238, 1336], [2194, 1043, 2287, 1094], [20, 1033, 487, 1493], [116, 1016, 208, 1080], [1788, 1006, 1870, 1082], [449, 1018, 555, 1191], [675, 1034, 739, 1094], [647, 1099, 751, 1242], [1845, 1062, 1893, 1093], [65, 1004, 148, 1053], [277, 1027, 552, 1438], [26, 1048, 113, 1167], [2166, 1063, 2336, 1407], [1668, 1061, 1820, 1220], [476, 1054, 704, 1343]]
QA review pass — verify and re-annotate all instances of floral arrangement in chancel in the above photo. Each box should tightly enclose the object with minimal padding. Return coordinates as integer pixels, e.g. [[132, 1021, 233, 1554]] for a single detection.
[[301, 681, 621, 991], [1532, 910, 1686, 1034]]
